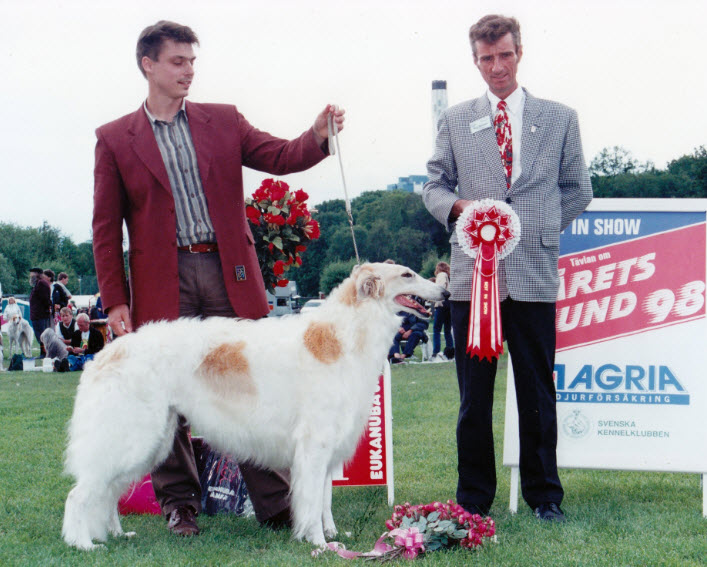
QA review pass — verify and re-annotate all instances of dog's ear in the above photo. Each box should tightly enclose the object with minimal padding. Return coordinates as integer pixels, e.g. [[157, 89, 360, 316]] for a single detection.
[[356, 268, 385, 299]]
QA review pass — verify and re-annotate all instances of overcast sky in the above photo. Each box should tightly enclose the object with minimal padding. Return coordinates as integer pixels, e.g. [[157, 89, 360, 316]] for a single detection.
[[1, 0, 705, 244]]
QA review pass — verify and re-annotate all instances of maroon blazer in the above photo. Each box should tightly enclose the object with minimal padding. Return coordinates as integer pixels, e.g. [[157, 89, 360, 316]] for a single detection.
[[92, 101, 327, 327]]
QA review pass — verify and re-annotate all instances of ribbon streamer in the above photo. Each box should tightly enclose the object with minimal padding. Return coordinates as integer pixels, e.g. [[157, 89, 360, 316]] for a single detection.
[[311, 527, 425, 560], [456, 199, 520, 361]]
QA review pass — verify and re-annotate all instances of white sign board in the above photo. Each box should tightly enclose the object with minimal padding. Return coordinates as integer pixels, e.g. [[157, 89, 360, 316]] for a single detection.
[[502, 199, 707, 512]]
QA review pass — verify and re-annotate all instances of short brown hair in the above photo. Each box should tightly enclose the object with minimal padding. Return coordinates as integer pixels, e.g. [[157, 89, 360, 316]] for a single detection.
[[58, 272, 68, 280], [469, 15, 521, 59], [435, 261, 450, 276], [136, 20, 199, 77]]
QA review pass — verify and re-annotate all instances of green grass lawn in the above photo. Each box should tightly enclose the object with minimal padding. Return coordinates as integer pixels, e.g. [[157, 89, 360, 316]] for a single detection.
[[0, 351, 705, 566]]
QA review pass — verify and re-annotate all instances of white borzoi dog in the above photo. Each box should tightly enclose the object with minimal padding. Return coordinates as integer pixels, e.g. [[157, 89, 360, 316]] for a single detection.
[[62, 262, 448, 550], [8, 315, 33, 358]]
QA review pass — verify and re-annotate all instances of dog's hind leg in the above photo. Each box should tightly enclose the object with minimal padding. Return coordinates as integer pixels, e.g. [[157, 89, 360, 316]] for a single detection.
[[63, 482, 110, 550], [322, 470, 337, 539]]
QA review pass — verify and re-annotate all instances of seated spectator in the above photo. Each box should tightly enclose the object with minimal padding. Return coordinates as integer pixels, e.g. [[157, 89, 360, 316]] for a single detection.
[[56, 307, 76, 346], [3, 296, 22, 323], [40, 328, 70, 372], [69, 313, 105, 356], [388, 307, 430, 364]]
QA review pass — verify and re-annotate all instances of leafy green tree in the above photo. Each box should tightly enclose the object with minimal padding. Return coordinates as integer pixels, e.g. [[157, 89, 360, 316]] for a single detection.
[[589, 146, 645, 177], [0, 252, 18, 294], [667, 146, 707, 196], [320, 258, 358, 295]]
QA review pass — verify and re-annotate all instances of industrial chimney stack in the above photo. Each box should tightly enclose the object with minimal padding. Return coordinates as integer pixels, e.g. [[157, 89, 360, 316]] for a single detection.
[[431, 80, 448, 146]]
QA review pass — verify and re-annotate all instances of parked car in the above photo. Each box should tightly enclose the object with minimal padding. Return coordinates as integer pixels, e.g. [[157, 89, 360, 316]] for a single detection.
[[299, 299, 325, 314]]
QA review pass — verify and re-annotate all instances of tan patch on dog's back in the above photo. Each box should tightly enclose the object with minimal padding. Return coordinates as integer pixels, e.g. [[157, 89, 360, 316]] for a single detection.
[[197, 341, 256, 397], [304, 322, 342, 364]]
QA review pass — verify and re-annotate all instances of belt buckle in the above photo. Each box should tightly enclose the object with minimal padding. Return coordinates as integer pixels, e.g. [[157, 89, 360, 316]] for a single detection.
[[188, 244, 198, 254]]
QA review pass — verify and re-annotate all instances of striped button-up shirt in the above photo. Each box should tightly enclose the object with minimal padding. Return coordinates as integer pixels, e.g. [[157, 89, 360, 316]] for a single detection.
[[144, 100, 216, 247]]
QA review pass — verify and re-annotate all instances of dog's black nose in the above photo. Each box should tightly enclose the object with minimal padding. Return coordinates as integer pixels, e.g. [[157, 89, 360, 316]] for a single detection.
[[443, 289, 451, 299]]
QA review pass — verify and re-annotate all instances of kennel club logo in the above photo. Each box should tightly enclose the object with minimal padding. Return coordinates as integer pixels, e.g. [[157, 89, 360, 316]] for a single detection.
[[556, 213, 706, 351], [554, 362, 690, 405]]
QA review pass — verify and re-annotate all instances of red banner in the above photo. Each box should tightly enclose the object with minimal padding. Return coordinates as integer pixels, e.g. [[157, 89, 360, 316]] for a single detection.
[[556, 224, 706, 351], [333, 374, 388, 487]]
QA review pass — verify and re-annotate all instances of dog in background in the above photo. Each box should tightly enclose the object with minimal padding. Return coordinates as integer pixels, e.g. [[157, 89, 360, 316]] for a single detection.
[[62, 262, 448, 550], [8, 315, 33, 358]]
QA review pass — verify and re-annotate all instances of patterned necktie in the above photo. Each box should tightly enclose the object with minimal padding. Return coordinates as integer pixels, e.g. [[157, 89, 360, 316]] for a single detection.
[[494, 100, 513, 190]]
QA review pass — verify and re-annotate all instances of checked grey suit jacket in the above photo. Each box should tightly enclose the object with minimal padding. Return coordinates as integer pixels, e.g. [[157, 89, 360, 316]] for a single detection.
[[423, 89, 593, 303]]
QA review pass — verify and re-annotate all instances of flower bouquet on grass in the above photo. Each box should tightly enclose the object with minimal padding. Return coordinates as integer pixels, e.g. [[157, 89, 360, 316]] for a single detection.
[[313, 500, 495, 561], [245, 178, 320, 293], [374, 500, 496, 559]]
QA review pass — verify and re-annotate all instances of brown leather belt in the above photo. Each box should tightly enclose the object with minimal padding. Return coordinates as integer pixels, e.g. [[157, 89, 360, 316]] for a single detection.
[[177, 243, 219, 253]]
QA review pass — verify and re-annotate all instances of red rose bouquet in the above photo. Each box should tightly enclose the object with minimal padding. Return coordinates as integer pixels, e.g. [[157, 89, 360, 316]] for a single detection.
[[245, 178, 320, 293], [312, 500, 495, 561], [382, 500, 496, 556]]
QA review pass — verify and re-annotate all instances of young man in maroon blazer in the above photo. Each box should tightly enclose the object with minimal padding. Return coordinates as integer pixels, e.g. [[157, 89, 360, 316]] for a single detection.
[[92, 20, 345, 538]]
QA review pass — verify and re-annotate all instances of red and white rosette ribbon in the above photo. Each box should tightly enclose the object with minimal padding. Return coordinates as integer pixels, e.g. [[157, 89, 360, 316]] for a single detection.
[[456, 199, 520, 361]]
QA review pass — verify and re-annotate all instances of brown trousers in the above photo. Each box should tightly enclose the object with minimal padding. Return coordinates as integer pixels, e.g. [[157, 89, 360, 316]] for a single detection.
[[150, 250, 291, 522]]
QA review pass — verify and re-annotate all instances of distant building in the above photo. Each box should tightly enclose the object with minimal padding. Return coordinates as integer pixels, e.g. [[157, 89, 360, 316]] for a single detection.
[[386, 174, 428, 194]]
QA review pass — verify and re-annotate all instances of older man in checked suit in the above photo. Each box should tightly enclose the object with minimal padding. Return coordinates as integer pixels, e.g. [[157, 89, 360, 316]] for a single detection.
[[423, 15, 592, 522]]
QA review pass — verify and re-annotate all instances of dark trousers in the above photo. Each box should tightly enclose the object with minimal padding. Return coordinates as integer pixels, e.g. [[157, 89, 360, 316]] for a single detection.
[[31, 317, 52, 355], [151, 250, 291, 522], [388, 329, 426, 358], [432, 302, 454, 356], [451, 298, 563, 513]]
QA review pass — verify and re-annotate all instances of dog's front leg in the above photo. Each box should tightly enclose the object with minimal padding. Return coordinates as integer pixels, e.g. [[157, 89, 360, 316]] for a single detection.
[[290, 441, 330, 545], [322, 470, 337, 539]]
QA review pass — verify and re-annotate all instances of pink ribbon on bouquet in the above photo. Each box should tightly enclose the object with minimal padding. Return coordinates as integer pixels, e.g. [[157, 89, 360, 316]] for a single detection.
[[456, 200, 520, 362], [311, 527, 425, 560]]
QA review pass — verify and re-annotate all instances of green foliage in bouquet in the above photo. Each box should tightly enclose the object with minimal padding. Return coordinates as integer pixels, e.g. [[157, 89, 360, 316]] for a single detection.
[[245, 179, 320, 294]]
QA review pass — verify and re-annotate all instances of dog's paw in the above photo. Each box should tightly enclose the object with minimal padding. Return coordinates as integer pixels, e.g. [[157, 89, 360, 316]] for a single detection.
[[73, 542, 106, 551], [304, 531, 327, 547], [324, 526, 338, 540], [122, 531, 137, 539]]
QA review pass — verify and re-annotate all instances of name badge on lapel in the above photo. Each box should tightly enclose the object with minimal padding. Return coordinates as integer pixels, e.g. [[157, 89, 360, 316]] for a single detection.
[[470, 116, 492, 134], [235, 265, 247, 281]]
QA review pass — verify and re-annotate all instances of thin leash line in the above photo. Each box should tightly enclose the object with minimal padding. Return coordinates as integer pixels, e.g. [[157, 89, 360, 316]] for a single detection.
[[328, 108, 361, 265]]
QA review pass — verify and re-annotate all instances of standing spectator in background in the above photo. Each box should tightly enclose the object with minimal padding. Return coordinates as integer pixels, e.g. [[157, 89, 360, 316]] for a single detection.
[[3, 296, 22, 323], [431, 261, 454, 361], [53, 272, 73, 314], [56, 307, 77, 346], [29, 267, 52, 356]]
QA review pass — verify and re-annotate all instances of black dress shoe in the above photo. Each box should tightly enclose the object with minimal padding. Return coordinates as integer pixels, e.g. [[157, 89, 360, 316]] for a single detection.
[[262, 507, 292, 530], [534, 502, 566, 522], [166, 505, 200, 536]]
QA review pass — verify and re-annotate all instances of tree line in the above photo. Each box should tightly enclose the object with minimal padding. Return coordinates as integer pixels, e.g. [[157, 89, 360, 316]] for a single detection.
[[1, 146, 704, 298]]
